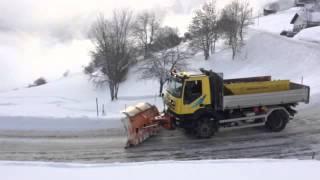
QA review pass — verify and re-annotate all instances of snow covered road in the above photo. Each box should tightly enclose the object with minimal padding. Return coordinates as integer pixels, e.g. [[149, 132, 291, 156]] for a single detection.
[[1, 111, 320, 163]]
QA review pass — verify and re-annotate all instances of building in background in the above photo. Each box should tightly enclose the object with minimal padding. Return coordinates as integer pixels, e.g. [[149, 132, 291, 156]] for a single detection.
[[295, 0, 317, 7], [291, 2, 320, 32]]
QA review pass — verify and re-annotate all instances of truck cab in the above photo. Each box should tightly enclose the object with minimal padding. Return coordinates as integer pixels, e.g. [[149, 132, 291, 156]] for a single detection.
[[165, 69, 224, 118], [165, 73, 211, 116], [164, 69, 310, 138]]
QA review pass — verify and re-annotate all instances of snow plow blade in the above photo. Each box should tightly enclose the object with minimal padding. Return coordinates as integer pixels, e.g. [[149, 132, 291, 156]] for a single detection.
[[122, 103, 161, 148]]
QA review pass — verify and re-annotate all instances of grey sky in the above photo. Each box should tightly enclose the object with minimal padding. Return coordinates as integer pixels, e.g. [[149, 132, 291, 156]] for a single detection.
[[0, 0, 203, 40]]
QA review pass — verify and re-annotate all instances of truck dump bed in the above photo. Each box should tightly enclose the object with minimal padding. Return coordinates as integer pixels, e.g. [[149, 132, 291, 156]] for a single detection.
[[223, 83, 310, 109]]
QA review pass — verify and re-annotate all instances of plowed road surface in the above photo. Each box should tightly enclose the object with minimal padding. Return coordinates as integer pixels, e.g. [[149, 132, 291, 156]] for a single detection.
[[1, 113, 320, 163]]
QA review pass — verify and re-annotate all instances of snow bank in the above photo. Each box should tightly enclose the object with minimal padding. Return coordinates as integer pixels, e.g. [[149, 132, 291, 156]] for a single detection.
[[294, 26, 320, 44], [0, 116, 121, 131], [1, 159, 320, 180]]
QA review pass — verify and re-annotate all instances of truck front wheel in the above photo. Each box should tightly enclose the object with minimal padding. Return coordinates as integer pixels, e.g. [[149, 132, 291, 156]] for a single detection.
[[195, 118, 215, 138], [266, 110, 289, 132]]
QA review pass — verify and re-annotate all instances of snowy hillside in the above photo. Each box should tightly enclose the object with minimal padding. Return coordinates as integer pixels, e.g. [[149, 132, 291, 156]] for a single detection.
[[1, 29, 320, 130], [251, 7, 299, 33], [187, 30, 320, 113], [1, 7, 320, 131], [0, 72, 160, 118], [2, 159, 320, 180], [0, 69, 162, 131], [252, 6, 320, 44]]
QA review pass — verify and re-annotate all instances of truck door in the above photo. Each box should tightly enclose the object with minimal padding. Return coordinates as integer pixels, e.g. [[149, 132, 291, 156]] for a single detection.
[[182, 80, 205, 114], [184, 80, 202, 103]]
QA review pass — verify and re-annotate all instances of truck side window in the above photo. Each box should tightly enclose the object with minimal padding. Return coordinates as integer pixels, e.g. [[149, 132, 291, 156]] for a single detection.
[[184, 80, 202, 104]]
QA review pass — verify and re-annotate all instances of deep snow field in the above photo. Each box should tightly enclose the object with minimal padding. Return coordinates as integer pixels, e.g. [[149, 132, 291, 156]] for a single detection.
[[1, 5, 320, 179]]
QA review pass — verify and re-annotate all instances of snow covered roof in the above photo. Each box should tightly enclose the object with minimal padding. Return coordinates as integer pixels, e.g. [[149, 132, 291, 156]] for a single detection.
[[290, 5, 320, 24]]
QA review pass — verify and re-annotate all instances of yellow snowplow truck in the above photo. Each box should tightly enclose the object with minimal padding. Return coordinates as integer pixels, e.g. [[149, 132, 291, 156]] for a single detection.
[[122, 69, 310, 147]]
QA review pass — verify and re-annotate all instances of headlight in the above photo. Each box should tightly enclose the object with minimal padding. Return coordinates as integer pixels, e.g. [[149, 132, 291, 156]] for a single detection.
[[170, 100, 176, 106]]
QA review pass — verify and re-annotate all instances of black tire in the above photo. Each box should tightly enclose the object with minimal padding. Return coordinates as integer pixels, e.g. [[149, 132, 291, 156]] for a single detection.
[[195, 117, 215, 138], [265, 110, 289, 132]]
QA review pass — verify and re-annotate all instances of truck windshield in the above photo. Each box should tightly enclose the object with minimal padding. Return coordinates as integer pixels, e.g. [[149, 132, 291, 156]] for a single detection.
[[167, 78, 183, 97], [168, 78, 183, 97]]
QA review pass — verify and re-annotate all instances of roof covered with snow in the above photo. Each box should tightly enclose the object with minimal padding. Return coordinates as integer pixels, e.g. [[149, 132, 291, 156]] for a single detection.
[[291, 3, 320, 23]]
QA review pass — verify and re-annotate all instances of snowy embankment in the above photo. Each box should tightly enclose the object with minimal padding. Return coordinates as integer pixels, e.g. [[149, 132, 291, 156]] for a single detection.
[[2, 159, 320, 180]]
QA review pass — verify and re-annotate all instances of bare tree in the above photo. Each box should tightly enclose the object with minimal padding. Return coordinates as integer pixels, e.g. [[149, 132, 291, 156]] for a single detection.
[[219, 0, 252, 59], [189, 0, 219, 60], [219, 1, 241, 60], [238, 0, 253, 41], [206, 1, 221, 54], [211, 18, 220, 54], [139, 45, 190, 96], [88, 11, 136, 101], [133, 11, 160, 58]]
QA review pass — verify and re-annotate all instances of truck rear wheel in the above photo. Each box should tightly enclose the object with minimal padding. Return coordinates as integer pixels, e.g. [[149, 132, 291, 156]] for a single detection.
[[266, 110, 288, 132], [195, 118, 215, 138]]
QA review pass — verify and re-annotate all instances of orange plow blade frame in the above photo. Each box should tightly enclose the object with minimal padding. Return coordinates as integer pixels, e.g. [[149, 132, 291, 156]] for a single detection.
[[122, 103, 161, 148]]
